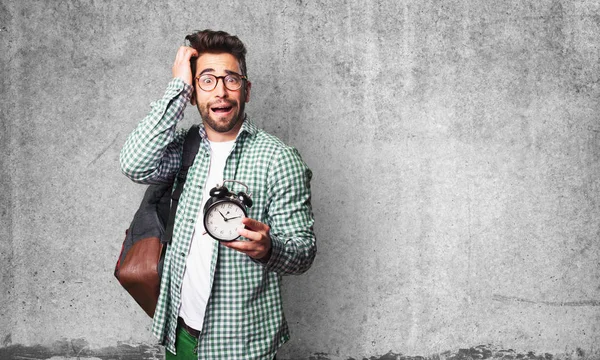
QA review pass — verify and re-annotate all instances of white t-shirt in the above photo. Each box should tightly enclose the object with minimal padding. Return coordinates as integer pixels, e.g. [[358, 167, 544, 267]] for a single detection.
[[179, 139, 235, 331]]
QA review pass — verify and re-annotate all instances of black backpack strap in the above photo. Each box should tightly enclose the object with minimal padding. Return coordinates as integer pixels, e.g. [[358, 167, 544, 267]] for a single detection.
[[162, 125, 201, 244]]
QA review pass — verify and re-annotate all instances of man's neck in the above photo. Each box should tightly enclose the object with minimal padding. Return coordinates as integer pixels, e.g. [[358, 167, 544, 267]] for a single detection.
[[204, 118, 244, 142]]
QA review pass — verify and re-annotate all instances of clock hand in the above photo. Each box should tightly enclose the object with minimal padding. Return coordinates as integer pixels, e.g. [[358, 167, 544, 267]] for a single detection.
[[225, 216, 241, 221], [217, 210, 228, 221]]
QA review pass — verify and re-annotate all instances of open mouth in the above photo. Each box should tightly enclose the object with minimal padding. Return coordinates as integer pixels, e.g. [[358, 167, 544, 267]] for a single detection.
[[211, 104, 234, 114]]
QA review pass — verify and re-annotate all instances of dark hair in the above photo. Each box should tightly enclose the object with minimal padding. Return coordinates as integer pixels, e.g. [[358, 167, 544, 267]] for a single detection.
[[185, 29, 248, 77]]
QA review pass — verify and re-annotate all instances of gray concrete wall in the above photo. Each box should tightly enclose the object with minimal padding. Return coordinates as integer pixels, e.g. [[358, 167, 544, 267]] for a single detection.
[[1, 0, 599, 359]]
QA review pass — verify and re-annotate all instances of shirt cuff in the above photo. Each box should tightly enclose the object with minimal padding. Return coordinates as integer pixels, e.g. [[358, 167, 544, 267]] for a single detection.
[[252, 232, 283, 271], [166, 77, 194, 101]]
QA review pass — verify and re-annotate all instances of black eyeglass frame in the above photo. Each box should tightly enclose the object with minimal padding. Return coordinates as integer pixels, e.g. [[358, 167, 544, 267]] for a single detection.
[[195, 73, 248, 92]]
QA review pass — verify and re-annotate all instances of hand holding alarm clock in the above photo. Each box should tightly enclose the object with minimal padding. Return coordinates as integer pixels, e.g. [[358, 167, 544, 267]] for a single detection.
[[204, 180, 272, 262]]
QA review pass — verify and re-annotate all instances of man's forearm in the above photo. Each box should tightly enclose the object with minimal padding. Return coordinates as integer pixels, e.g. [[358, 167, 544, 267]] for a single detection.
[[120, 78, 193, 184], [261, 147, 317, 275]]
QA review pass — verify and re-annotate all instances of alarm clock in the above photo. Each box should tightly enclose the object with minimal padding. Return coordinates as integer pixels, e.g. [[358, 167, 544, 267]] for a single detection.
[[203, 180, 253, 241]]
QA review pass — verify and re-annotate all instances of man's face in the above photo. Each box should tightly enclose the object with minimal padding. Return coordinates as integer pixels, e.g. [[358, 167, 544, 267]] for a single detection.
[[191, 52, 251, 140]]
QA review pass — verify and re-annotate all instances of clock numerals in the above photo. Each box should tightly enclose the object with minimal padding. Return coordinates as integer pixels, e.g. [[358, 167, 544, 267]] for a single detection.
[[204, 201, 245, 241]]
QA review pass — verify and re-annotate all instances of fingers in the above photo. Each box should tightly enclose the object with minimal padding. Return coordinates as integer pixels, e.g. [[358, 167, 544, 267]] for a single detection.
[[238, 218, 269, 242], [223, 238, 269, 260], [237, 218, 269, 243], [237, 226, 261, 241], [241, 217, 270, 233], [172, 46, 199, 86], [223, 239, 255, 252], [221, 218, 271, 260]]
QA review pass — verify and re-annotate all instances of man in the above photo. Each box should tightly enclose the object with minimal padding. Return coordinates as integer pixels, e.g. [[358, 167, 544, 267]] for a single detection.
[[120, 30, 316, 359]]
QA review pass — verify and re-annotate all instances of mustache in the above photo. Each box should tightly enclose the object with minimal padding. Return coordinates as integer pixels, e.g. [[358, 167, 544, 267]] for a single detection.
[[209, 99, 236, 108]]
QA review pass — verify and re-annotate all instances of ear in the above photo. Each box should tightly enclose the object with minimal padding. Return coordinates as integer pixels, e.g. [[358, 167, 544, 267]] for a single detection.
[[244, 81, 251, 103]]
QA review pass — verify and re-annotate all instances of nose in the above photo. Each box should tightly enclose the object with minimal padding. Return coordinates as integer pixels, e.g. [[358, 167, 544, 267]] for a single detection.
[[214, 77, 228, 97]]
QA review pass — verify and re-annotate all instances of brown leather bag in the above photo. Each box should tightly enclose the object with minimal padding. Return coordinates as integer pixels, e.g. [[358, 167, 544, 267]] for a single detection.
[[114, 125, 200, 317], [116, 236, 166, 317]]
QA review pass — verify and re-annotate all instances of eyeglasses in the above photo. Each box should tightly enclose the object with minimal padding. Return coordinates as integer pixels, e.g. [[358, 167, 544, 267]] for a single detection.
[[195, 73, 247, 92]]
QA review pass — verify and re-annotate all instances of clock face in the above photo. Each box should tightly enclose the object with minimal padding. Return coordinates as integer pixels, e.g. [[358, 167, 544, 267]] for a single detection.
[[204, 200, 246, 241]]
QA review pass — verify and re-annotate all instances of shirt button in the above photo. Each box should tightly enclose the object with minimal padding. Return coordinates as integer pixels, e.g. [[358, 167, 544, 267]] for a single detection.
[[180, 252, 186, 257]]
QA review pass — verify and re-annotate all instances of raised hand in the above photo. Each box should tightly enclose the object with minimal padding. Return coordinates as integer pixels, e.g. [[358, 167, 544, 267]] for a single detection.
[[172, 46, 199, 86]]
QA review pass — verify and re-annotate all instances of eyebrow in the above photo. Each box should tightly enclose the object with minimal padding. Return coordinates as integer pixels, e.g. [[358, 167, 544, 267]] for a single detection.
[[199, 68, 242, 76]]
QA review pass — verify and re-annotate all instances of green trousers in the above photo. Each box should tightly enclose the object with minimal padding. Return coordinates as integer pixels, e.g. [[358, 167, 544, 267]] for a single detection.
[[165, 326, 277, 359], [165, 327, 197, 360]]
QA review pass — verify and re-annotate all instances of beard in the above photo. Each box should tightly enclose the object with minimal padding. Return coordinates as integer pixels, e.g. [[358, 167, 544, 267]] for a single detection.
[[197, 98, 246, 134]]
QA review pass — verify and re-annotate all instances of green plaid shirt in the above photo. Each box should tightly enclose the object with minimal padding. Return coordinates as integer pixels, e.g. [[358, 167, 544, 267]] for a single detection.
[[120, 78, 316, 359]]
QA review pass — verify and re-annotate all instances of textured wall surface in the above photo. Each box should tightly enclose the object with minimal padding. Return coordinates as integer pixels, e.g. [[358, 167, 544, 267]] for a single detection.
[[1, 0, 599, 359]]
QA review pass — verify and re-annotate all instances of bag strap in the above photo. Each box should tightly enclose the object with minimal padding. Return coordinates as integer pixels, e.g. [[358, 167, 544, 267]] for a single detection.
[[162, 125, 201, 244]]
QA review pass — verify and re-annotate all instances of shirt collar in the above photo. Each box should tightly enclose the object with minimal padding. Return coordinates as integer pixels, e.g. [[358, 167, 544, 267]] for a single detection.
[[239, 116, 258, 137]]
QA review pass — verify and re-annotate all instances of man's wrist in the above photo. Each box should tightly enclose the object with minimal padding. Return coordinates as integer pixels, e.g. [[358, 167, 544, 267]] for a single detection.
[[170, 77, 193, 97], [257, 246, 272, 263]]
